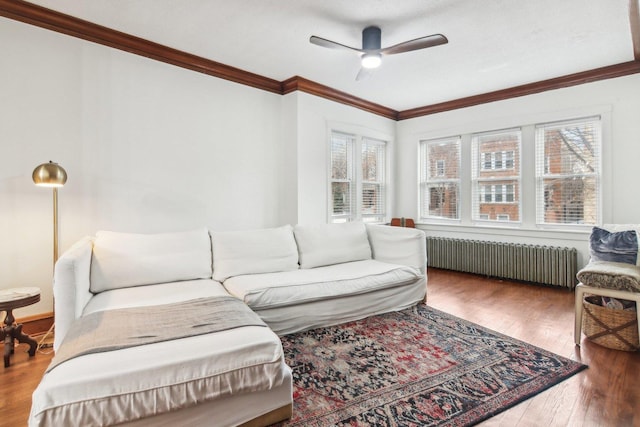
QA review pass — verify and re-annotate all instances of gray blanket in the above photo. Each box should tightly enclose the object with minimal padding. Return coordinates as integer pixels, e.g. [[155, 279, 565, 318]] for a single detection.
[[576, 261, 640, 293], [48, 296, 267, 372]]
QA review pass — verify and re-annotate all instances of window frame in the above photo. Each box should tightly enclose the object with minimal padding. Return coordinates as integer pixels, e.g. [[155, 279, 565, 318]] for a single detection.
[[414, 108, 609, 232], [534, 116, 602, 227], [471, 128, 522, 224], [361, 137, 387, 223], [419, 136, 462, 221], [328, 129, 390, 224], [329, 131, 356, 223]]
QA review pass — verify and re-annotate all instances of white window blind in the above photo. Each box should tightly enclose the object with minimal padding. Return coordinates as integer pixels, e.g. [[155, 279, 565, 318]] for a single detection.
[[361, 138, 386, 223], [420, 137, 461, 220], [472, 129, 521, 222], [330, 132, 355, 223], [329, 131, 388, 224], [535, 117, 601, 226]]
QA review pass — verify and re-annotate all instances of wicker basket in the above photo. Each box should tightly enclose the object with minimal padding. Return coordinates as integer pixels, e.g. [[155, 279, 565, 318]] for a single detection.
[[582, 295, 639, 351]]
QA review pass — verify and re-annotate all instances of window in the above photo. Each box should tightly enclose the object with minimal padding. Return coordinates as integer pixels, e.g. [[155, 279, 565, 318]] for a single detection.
[[535, 117, 601, 225], [361, 138, 387, 223], [482, 152, 492, 170], [418, 113, 606, 231], [481, 151, 514, 170], [472, 129, 521, 223], [494, 153, 503, 169], [505, 151, 514, 169], [478, 184, 515, 205], [419, 137, 461, 220], [506, 184, 514, 202], [330, 132, 354, 223], [329, 131, 388, 223]]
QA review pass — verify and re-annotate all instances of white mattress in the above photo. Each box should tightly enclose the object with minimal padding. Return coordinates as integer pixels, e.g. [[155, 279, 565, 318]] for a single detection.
[[30, 280, 290, 427], [223, 259, 422, 310]]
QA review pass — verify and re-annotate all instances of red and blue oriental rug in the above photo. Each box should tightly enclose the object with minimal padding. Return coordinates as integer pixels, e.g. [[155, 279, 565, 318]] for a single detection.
[[279, 304, 586, 426]]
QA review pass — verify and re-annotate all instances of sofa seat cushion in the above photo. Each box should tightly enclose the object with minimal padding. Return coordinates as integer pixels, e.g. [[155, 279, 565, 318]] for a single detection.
[[90, 229, 213, 293], [83, 279, 228, 315], [31, 281, 287, 427], [223, 259, 422, 310]]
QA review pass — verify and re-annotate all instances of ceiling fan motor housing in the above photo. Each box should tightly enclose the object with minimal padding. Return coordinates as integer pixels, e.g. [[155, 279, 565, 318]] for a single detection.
[[362, 26, 381, 51]]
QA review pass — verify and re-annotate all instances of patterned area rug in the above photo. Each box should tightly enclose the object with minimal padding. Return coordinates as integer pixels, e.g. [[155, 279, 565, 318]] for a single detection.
[[279, 304, 586, 426]]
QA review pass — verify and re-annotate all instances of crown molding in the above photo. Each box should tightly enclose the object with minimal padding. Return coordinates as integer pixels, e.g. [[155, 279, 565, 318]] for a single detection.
[[631, 0, 640, 60], [0, 0, 282, 93], [2, 0, 640, 122], [397, 61, 640, 120], [282, 76, 398, 120]]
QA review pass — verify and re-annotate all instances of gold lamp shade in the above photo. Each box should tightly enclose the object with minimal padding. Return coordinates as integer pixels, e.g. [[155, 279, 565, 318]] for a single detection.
[[32, 161, 67, 188]]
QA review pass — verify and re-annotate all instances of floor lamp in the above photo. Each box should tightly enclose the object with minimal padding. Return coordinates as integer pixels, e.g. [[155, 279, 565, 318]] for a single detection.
[[32, 161, 67, 349]]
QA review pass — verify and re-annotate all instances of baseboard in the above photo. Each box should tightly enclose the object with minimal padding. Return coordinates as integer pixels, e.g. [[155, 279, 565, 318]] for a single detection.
[[16, 312, 54, 336]]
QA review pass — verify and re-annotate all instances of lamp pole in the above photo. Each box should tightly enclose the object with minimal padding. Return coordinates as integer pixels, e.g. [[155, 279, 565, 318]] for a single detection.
[[53, 187, 59, 268], [32, 161, 67, 349], [32, 161, 67, 269]]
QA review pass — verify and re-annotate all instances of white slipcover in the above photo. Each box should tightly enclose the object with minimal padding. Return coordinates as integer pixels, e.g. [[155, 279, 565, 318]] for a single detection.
[[211, 225, 299, 282], [90, 229, 212, 293], [294, 222, 371, 269]]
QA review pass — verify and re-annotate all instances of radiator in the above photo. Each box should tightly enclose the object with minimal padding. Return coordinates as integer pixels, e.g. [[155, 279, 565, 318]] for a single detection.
[[426, 237, 578, 289]]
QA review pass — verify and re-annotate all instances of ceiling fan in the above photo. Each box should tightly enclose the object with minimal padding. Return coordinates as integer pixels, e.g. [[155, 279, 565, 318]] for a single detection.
[[310, 26, 448, 80]]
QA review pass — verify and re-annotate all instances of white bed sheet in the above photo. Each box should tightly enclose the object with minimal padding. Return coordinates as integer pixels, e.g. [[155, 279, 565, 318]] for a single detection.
[[30, 280, 290, 427]]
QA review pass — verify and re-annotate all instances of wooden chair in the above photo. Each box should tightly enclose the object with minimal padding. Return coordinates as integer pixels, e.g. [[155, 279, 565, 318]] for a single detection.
[[390, 218, 415, 228]]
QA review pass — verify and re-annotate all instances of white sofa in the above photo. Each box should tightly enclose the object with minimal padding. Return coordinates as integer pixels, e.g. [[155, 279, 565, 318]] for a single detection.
[[30, 222, 426, 427]]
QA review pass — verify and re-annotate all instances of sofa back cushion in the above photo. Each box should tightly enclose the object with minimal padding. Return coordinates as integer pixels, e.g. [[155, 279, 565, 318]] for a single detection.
[[90, 229, 213, 293], [211, 225, 299, 282], [294, 222, 372, 269], [365, 224, 427, 274]]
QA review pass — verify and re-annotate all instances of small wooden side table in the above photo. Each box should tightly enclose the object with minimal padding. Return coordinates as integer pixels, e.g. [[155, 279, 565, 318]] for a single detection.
[[0, 287, 41, 367]]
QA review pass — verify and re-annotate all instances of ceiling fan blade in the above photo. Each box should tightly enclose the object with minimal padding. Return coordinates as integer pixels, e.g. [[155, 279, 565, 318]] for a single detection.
[[309, 36, 362, 53], [381, 34, 448, 55], [355, 67, 374, 81]]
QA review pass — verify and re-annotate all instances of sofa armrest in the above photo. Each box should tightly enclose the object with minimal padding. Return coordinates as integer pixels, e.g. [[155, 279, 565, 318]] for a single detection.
[[365, 224, 427, 275], [53, 236, 94, 350]]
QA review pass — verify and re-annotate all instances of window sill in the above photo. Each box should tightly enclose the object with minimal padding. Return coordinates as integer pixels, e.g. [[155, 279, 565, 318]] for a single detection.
[[416, 221, 591, 242]]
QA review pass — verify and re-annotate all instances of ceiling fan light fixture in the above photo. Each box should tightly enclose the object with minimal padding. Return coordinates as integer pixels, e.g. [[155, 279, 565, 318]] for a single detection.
[[361, 53, 381, 69]]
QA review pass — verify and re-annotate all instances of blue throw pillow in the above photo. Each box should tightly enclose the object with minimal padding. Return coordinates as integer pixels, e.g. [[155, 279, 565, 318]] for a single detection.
[[589, 227, 638, 265]]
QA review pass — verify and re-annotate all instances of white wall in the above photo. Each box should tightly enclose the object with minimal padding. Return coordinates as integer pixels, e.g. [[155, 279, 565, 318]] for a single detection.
[[396, 73, 640, 267], [294, 92, 396, 225], [0, 18, 396, 317], [0, 18, 288, 316], [3, 15, 639, 317]]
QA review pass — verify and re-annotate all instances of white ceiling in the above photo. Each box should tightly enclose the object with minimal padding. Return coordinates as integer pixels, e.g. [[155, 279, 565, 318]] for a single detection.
[[28, 0, 635, 111]]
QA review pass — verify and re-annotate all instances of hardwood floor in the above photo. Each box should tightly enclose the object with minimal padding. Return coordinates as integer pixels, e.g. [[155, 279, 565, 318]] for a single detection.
[[2, 268, 639, 426], [0, 341, 52, 425], [427, 269, 640, 427]]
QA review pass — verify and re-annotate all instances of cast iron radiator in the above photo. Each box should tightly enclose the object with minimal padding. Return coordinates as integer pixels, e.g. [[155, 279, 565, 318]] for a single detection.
[[426, 237, 578, 289]]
